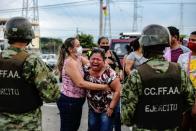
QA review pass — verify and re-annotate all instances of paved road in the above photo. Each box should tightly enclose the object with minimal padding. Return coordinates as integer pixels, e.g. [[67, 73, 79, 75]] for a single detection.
[[42, 102, 130, 131]]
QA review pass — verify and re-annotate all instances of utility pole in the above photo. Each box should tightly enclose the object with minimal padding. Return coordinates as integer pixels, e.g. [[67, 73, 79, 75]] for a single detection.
[[179, 1, 184, 34], [132, 0, 142, 32], [103, 0, 111, 38], [22, 0, 40, 50], [132, 0, 138, 32], [76, 27, 79, 36], [99, 0, 103, 37], [22, 0, 28, 18]]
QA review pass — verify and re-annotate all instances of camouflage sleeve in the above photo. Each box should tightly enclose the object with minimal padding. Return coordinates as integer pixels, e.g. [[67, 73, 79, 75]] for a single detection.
[[181, 69, 195, 108], [22, 53, 60, 103], [121, 70, 142, 126]]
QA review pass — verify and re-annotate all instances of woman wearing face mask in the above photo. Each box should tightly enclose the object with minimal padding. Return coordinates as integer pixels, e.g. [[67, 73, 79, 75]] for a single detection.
[[98, 36, 122, 131], [98, 37, 122, 74], [56, 37, 110, 131]]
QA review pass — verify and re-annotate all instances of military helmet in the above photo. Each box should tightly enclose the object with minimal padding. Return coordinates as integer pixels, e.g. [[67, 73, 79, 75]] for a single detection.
[[139, 24, 171, 47], [4, 17, 35, 41]]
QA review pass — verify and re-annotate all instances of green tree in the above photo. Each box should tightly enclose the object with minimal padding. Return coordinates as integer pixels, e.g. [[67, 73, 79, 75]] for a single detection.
[[180, 34, 188, 45], [76, 33, 97, 48], [180, 34, 187, 40], [40, 37, 63, 54]]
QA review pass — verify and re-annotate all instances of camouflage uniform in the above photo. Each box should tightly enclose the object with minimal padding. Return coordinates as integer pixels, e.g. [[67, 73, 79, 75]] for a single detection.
[[0, 47, 60, 131], [121, 55, 195, 131]]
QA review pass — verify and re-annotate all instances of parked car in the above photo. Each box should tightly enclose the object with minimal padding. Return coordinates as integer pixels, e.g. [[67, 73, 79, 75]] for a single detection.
[[41, 54, 48, 63], [109, 32, 141, 67], [41, 54, 57, 69]]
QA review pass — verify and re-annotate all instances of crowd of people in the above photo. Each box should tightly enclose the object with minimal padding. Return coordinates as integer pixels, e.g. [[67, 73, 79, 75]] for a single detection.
[[0, 16, 195, 131], [121, 24, 196, 131]]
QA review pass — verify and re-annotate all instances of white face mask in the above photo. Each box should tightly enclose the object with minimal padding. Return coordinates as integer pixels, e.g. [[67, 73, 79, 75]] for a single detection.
[[76, 46, 83, 55]]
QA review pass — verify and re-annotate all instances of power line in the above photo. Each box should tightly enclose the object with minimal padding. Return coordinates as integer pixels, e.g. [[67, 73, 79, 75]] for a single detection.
[[141, 2, 196, 5], [1, 0, 194, 14], [0, 0, 98, 14], [111, 0, 196, 5], [39, 0, 98, 9]]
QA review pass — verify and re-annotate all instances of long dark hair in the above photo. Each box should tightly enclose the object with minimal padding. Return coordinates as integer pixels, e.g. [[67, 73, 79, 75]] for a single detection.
[[130, 37, 140, 51], [97, 36, 109, 45], [57, 37, 77, 78]]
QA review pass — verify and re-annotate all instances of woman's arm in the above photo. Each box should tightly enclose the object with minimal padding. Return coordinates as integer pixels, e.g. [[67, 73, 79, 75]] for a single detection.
[[106, 77, 121, 116], [125, 59, 134, 76], [81, 55, 89, 66], [65, 59, 109, 90]]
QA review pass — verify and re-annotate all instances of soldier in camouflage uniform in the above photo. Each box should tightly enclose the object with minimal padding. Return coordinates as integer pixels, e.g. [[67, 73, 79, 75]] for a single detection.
[[121, 24, 195, 131], [0, 17, 60, 131]]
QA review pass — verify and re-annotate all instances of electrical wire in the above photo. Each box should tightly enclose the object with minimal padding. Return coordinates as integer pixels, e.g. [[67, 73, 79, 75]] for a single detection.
[[111, 0, 196, 5], [0, 0, 98, 14]]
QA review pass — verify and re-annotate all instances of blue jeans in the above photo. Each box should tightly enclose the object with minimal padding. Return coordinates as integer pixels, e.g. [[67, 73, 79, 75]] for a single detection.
[[88, 110, 113, 131], [57, 94, 85, 131], [113, 102, 121, 131]]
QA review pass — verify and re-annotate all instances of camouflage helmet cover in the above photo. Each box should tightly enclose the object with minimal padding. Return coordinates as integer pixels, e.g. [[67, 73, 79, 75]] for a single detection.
[[4, 17, 35, 40], [139, 24, 171, 47]]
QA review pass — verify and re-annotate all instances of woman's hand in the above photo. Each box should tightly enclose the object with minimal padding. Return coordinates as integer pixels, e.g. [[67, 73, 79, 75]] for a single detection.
[[106, 107, 114, 117], [105, 84, 111, 90], [105, 58, 114, 65]]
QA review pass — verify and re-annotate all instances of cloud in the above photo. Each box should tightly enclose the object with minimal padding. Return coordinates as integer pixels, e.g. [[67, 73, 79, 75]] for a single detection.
[[0, 0, 195, 39], [39, 9, 100, 38]]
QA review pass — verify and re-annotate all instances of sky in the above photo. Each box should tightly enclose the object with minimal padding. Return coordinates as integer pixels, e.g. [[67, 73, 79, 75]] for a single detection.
[[0, 0, 196, 41]]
